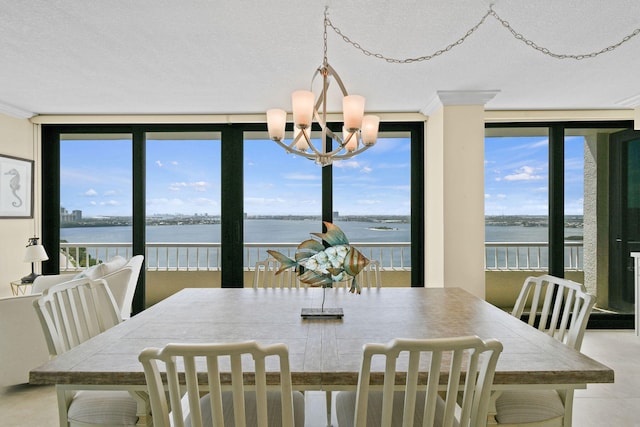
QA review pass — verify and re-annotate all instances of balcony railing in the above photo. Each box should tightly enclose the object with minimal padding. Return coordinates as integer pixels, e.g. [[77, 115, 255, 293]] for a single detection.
[[59, 241, 583, 272], [484, 241, 583, 271], [59, 242, 412, 272]]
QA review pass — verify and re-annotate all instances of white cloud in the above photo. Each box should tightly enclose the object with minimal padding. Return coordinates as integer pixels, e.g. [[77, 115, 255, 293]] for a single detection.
[[357, 199, 381, 205], [155, 160, 163, 167], [168, 181, 209, 192], [333, 161, 361, 169], [283, 173, 318, 181], [84, 189, 98, 197], [504, 166, 543, 181]]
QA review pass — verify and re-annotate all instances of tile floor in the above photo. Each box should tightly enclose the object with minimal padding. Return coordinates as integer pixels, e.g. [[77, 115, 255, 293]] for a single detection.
[[1, 330, 639, 426]]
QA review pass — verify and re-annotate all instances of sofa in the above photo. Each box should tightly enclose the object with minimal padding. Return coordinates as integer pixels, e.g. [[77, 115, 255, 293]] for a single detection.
[[0, 255, 144, 386]]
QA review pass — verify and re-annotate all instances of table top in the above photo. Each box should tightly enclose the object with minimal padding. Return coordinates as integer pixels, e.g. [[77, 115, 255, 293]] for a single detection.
[[29, 287, 614, 389]]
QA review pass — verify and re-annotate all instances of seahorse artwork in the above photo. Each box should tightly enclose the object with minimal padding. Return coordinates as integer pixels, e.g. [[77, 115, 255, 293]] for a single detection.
[[4, 168, 23, 208]]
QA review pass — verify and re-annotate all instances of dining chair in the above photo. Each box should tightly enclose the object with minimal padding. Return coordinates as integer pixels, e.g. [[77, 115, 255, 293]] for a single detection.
[[253, 257, 301, 289], [33, 278, 139, 427], [494, 275, 596, 427], [335, 335, 503, 427], [138, 340, 305, 427]]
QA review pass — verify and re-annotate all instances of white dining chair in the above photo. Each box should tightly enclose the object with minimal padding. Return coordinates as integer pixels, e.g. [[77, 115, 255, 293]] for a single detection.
[[494, 275, 596, 427], [253, 257, 301, 289], [335, 335, 503, 427], [138, 340, 305, 427], [33, 278, 139, 426]]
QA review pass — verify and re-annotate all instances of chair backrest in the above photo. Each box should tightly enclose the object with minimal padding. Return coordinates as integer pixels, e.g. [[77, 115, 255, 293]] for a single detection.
[[139, 340, 297, 427], [253, 258, 300, 289], [511, 274, 596, 350], [352, 336, 503, 427], [101, 254, 144, 319], [33, 278, 122, 356]]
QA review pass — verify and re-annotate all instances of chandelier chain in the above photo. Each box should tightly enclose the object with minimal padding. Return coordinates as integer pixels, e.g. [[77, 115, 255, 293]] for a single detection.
[[325, 5, 640, 63]]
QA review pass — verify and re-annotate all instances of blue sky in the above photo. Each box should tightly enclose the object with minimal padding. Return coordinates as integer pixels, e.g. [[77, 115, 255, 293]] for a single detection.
[[60, 133, 585, 218], [60, 134, 412, 217], [484, 135, 584, 216]]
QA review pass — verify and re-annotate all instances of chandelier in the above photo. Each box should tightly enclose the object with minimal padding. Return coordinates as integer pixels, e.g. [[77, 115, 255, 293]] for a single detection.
[[266, 7, 379, 167]]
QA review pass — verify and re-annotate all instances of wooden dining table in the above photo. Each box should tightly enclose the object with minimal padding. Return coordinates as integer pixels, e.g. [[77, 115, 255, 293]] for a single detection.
[[30, 287, 614, 426]]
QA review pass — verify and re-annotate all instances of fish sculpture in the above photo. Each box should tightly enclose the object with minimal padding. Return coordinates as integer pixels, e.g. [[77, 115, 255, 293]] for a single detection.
[[267, 221, 370, 294]]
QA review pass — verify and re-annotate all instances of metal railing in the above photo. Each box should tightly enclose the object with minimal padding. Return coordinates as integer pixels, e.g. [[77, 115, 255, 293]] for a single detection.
[[484, 241, 583, 271], [59, 241, 583, 272], [59, 242, 412, 272]]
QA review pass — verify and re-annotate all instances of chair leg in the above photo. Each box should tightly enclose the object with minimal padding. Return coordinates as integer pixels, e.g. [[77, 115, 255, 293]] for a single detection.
[[56, 387, 72, 427], [326, 390, 333, 427]]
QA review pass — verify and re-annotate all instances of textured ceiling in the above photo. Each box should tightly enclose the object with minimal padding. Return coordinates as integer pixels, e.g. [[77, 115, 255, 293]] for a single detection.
[[0, 0, 639, 118]]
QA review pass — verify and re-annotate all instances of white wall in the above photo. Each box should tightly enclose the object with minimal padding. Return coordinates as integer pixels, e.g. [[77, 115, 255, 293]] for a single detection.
[[0, 115, 39, 297]]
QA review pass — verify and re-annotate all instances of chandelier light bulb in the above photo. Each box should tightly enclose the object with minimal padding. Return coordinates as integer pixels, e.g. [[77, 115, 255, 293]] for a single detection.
[[342, 95, 365, 131], [267, 109, 287, 141], [292, 90, 315, 129], [361, 115, 380, 146], [343, 127, 358, 152]]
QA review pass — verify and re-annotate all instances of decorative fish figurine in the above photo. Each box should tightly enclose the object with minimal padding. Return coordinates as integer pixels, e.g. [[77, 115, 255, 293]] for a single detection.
[[267, 221, 370, 294]]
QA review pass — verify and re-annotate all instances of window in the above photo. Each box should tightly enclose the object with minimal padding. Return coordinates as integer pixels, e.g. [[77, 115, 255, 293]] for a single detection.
[[42, 121, 424, 312]]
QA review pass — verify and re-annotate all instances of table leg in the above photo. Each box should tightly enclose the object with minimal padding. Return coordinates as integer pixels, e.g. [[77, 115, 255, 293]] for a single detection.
[[130, 390, 152, 427]]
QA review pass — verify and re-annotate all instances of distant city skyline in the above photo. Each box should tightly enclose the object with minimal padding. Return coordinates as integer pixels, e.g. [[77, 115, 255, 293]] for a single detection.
[[60, 134, 585, 218]]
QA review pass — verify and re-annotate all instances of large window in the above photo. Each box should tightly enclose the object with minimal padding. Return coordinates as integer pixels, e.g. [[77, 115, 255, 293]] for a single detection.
[[145, 132, 221, 271], [484, 128, 550, 271], [485, 122, 634, 328], [42, 121, 424, 311], [59, 134, 133, 267]]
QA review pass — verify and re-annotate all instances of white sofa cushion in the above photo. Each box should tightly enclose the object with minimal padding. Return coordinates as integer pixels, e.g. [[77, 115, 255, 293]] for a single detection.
[[75, 256, 128, 280]]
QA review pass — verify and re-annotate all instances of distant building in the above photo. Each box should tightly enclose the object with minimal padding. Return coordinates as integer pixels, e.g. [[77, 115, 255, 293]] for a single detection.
[[60, 207, 82, 222]]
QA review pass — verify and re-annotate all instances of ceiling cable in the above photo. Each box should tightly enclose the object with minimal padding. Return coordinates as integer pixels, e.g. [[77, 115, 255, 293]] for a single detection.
[[326, 4, 640, 63]]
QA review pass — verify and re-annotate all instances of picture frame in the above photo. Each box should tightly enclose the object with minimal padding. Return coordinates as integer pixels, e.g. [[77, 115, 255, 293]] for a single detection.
[[0, 154, 34, 218]]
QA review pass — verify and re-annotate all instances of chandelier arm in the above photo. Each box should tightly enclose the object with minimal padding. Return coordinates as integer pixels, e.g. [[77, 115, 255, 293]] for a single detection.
[[328, 143, 374, 160], [272, 137, 303, 155], [324, 63, 349, 96]]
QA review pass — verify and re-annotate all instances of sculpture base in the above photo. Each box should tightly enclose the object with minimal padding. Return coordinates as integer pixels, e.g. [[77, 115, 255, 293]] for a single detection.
[[301, 307, 344, 319]]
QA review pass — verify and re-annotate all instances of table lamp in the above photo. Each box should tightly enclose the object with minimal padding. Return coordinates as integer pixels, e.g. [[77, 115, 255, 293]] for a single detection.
[[22, 237, 49, 283]]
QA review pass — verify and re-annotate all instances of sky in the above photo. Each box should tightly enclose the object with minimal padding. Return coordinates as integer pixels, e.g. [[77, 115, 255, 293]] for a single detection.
[[60, 133, 585, 218], [484, 135, 584, 216], [60, 133, 412, 218]]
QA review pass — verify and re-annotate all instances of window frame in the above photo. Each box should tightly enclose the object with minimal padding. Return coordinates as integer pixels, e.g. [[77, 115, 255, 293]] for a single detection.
[[41, 121, 424, 313]]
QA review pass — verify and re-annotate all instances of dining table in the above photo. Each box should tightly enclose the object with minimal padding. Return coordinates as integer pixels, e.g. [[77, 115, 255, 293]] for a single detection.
[[30, 287, 614, 426]]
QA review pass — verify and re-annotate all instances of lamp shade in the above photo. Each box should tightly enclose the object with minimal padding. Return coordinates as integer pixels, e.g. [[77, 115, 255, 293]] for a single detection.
[[267, 109, 287, 141], [343, 95, 365, 131], [24, 244, 48, 263], [361, 115, 380, 146], [292, 90, 314, 128]]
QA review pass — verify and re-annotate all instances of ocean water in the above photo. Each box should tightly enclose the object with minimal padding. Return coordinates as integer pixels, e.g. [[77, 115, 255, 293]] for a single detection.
[[60, 219, 582, 243], [59, 220, 583, 269]]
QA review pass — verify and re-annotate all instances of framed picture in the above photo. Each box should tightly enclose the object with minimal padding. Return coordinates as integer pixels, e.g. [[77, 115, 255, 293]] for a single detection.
[[0, 154, 34, 218]]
